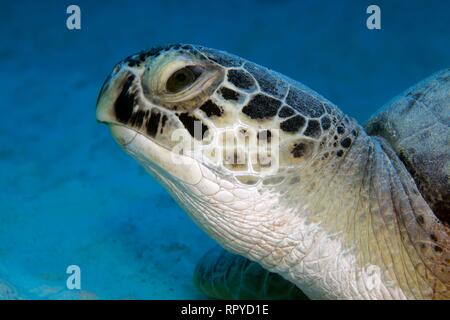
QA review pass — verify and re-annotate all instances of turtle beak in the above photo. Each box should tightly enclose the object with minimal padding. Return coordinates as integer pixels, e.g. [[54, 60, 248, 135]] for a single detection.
[[96, 62, 131, 125], [96, 63, 139, 146]]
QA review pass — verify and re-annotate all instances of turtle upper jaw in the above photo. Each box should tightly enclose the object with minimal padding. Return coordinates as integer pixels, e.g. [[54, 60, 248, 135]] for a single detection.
[[96, 66, 134, 126], [96, 67, 204, 186], [96, 70, 140, 147]]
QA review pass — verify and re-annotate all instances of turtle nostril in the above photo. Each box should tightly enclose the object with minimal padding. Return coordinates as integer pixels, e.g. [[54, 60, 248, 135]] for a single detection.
[[114, 74, 136, 123]]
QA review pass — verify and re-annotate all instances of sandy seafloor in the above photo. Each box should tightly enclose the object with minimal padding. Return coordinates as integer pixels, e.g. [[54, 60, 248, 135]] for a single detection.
[[0, 0, 449, 299]]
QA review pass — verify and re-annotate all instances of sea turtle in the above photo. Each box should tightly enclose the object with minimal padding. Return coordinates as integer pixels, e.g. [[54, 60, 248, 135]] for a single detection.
[[96, 44, 449, 300]]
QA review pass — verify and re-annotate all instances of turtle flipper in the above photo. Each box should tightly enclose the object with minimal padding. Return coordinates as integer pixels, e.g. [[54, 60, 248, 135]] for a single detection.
[[193, 246, 308, 300], [365, 68, 450, 225]]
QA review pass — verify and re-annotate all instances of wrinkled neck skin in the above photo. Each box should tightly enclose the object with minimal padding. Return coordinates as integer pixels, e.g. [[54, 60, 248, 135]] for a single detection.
[[121, 117, 449, 300]]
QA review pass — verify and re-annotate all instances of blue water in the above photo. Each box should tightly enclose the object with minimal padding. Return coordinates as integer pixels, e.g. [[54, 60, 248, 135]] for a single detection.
[[0, 0, 449, 299]]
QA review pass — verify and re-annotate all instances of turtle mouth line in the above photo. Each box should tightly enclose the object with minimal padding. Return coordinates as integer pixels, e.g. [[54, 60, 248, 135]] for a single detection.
[[107, 123, 227, 178], [107, 123, 174, 152], [119, 130, 138, 148]]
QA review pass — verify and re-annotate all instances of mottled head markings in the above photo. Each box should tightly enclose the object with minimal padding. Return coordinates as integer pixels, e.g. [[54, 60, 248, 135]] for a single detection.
[[290, 141, 313, 159], [320, 116, 331, 130], [124, 44, 194, 68], [108, 44, 354, 180], [242, 94, 281, 119], [114, 74, 136, 123], [146, 110, 161, 137], [291, 142, 308, 158], [129, 110, 145, 128], [160, 114, 168, 134], [219, 87, 240, 101], [280, 115, 306, 133], [303, 120, 322, 139], [200, 100, 223, 117], [340, 137, 352, 148], [177, 113, 208, 140], [244, 62, 288, 99], [286, 87, 325, 118], [198, 46, 244, 67], [227, 69, 255, 90], [278, 106, 295, 118]]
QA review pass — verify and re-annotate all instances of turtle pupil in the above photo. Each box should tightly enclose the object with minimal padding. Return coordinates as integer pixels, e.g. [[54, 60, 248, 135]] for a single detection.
[[176, 73, 186, 82], [166, 66, 201, 93]]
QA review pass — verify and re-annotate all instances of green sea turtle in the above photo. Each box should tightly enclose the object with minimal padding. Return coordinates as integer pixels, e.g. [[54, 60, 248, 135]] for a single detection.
[[96, 44, 449, 300]]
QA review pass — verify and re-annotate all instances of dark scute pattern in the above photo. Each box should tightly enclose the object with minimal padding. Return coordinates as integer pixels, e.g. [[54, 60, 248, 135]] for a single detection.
[[200, 100, 223, 117], [291, 143, 308, 158], [244, 62, 288, 99], [129, 110, 146, 128], [278, 106, 295, 118], [227, 69, 255, 90], [320, 116, 331, 130], [198, 46, 244, 67], [160, 114, 168, 134], [146, 44, 172, 56], [124, 57, 142, 68], [286, 87, 325, 118], [146, 110, 161, 137], [123, 52, 147, 67], [177, 113, 208, 140], [114, 75, 135, 123], [242, 94, 281, 119], [124, 44, 195, 67], [340, 137, 352, 148], [324, 103, 333, 114], [220, 87, 240, 101], [148, 44, 192, 55], [303, 120, 321, 138], [280, 115, 306, 133]]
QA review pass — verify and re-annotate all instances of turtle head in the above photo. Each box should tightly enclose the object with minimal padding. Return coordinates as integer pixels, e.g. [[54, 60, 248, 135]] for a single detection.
[[99, 45, 270, 185], [97, 45, 219, 184], [96, 43, 352, 258], [96, 44, 341, 184]]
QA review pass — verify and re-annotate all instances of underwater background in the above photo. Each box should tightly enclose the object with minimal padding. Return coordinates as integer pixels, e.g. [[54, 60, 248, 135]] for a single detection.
[[0, 0, 449, 299]]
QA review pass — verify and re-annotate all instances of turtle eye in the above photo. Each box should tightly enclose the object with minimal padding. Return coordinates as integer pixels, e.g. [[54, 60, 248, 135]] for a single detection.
[[166, 66, 202, 93]]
